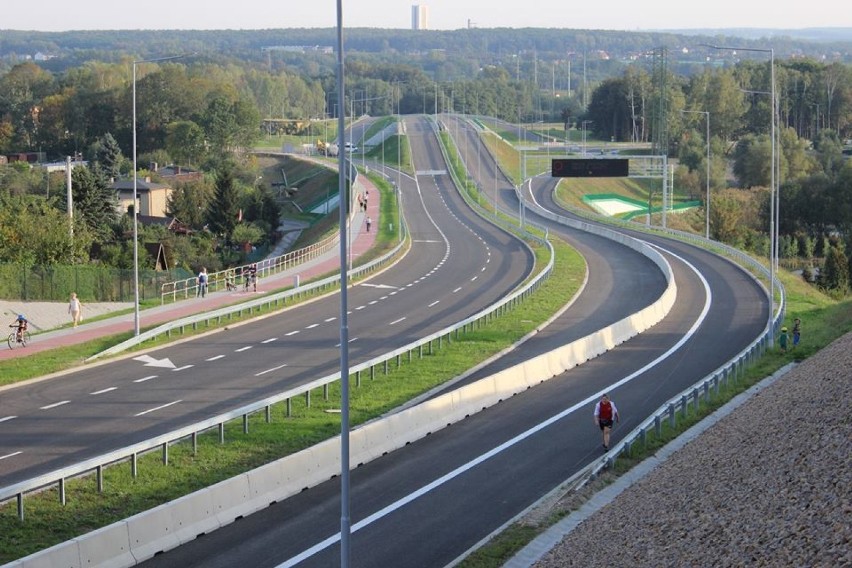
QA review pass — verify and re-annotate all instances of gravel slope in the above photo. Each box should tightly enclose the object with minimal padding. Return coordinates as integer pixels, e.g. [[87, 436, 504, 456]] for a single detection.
[[533, 332, 852, 568]]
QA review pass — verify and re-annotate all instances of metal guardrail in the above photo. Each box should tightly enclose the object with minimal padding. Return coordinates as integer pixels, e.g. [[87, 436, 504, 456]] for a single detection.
[[159, 232, 340, 304], [2, 146, 555, 522]]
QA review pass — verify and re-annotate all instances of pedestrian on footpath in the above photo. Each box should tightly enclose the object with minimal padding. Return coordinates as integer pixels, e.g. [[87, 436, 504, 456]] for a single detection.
[[197, 267, 208, 298], [593, 393, 620, 451], [778, 326, 789, 353], [792, 318, 801, 348], [68, 292, 82, 327], [366, 216, 372, 232]]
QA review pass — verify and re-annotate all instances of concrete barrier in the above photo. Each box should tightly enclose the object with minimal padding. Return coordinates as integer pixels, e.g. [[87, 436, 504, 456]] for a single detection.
[[13, 539, 81, 568], [78, 522, 134, 568]]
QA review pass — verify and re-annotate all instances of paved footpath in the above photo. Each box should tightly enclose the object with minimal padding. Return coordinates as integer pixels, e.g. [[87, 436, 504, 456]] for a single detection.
[[0, 178, 380, 362]]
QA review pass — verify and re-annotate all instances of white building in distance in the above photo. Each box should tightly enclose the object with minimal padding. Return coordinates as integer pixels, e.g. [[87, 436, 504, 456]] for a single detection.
[[411, 5, 429, 30]]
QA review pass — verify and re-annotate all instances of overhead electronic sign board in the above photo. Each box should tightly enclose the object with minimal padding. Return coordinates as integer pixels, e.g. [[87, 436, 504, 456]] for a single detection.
[[551, 158, 629, 178]]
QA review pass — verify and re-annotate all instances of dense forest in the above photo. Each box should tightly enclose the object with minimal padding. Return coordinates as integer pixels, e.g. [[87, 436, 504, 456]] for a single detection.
[[0, 27, 851, 295]]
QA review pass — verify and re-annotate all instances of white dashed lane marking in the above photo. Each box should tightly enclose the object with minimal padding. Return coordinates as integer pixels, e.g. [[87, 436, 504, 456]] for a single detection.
[[285, 331, 300, 336], [235, 346, 253, 352], [0, 451, 22, 461], [90, 387, 117, 395], [172, 365, 194, 372], [256, 363, 288, 376], [262, 338, 277, 344], [206, 355, 225, 361], [306, 324, 319, 329], [428, 300, 440, 307], [0, 416, 17, 423], [40, 401, 70, 410], [389, 317, 406, 326], [134, 375, 158, 383]]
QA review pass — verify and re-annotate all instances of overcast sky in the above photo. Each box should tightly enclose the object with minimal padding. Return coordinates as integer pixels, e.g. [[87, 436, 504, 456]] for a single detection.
[[3, 0, 851, 32]]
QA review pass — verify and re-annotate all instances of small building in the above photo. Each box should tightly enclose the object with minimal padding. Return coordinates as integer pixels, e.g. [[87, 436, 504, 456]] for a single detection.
[[113, 177, 173, 217]]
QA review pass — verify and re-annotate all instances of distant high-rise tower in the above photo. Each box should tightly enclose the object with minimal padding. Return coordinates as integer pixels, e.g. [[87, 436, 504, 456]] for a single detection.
[[411, 5, 429, 30]]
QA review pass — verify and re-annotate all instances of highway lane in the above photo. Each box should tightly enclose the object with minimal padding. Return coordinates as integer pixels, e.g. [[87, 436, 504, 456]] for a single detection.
[[0, 116, 535, 487], [136, 119, 768, 567]]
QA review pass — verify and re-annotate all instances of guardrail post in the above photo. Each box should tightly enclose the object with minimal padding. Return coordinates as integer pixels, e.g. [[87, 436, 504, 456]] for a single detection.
[[286, 398, 292, 417], [419, 345, 423, 358], [408, 349, 412, 363], [703, 382, 710, 403], [162, 442, 169, 465], [680, 395, 688, 419], [131, 453, 138, 478], [384, 360, 389, 375], [323, 384, 329, 401], [305, 391, 311, 408], [396, 354, 401, 368], [58, 478, 66, 505], [654, 415, 661, 439], [17, 493, 24, 521], [192, 432, 198, 455], [243, 414, 249, 434], [356, 372, 361, 388], [669, 403, 676, 430], [97, 465, 104, 493], [370, 366, 375, 381], [219, 423, 225, 444], [266, 405, 272, 423]]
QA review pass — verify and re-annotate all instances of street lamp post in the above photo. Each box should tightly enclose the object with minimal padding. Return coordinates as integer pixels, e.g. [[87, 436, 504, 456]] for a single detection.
[[582, 120, 593, 155], [132, 53, 192, 336], [703, 43, 777, 343], [682, 109, 711, 239]]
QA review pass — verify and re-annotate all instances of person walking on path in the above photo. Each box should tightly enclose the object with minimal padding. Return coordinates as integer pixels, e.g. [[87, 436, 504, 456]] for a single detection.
[[366, 216, 372, 233], [197, 267, 208, 298], [792, 318, 801, 348], [593, 393, 620, 451], [778, 326, 789, 353], [68, 293, 82, 327]]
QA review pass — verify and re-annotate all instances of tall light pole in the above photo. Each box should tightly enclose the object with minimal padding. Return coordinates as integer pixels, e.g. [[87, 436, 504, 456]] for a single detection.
[[334, 1, 351, 565], [581, 120, 593, 155], [132, 53, 192, 336], [682, 109, 711, 239], [703, 43, 776, 343]]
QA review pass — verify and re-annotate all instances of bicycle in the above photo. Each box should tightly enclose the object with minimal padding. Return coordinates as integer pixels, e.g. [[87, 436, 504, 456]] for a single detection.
[[7, 327, 31, 349]]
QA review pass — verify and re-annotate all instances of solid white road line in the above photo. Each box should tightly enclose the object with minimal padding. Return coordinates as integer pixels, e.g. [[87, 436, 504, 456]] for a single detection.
[[135, 400, 182, 417], [90, 387, 117, 395], [40, 401, 70, 410]]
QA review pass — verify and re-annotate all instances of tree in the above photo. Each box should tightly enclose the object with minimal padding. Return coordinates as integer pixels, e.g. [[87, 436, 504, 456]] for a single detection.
[[165, 121, 206, 166], [819, 245, 849, 293], [92, 132, 124, 180], [206, 163, 240, 245], [167, 179, 214, 230], [70, 165, 119, 243], [0, 194, 91, 265], [201, 93, 261, 153]]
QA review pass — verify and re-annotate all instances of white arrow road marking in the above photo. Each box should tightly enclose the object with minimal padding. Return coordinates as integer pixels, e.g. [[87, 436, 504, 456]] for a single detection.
[[133, 355, 176, 369], [135, 400, 182, 417]]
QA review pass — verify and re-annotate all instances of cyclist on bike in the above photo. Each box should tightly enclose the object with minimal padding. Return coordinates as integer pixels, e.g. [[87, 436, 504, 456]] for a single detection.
[[9, 314, 28, 342]]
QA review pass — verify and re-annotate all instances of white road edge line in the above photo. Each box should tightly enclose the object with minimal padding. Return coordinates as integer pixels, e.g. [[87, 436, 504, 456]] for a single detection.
[[275, 246, 712, 568], [135, 400, 182, 417]]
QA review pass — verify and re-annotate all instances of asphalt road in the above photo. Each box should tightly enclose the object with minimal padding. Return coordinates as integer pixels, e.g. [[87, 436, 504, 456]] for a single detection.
[[0, 116, 535, 487], [135, 119, 767, 567]]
